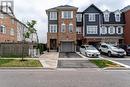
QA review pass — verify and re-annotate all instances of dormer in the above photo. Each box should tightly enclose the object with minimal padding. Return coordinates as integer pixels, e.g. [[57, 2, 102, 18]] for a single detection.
[[114, 10, 121, 22], [103, 10, 110, 22]]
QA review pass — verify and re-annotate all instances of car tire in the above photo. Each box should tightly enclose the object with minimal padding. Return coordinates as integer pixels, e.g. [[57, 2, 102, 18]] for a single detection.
[[108, 51, 111, 57], [85, 52, 88, 57]]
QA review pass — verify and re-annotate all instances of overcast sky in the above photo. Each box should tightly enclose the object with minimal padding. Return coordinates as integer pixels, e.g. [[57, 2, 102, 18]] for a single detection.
[[13, 0, 130, 43]]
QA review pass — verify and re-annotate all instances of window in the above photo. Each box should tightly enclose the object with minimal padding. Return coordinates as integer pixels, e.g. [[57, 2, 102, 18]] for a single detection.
[[50, 12, 57, 20], [89, 13, 95, 22], [115, 13, 120, 22], [100, 26, 107, 34], [0, 13, 4, 19], [116, 26, 123, 34], [11, 18, 15, 24], [49, 24, 57, 33], [76, 27, 82, 34], [104, 13, 109, 22], [68, 23, 73, 32], [61, 23, 66, 32], [87, 26, 97, 34], [76, 14, 82, 22], [10, 28, 15, 35], [108, 26, 115, 34], [0, 25, 6, 34], [62, 11, 73, 19]]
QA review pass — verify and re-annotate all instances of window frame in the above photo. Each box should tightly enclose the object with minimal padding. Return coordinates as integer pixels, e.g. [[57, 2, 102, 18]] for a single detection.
[[76, 14, 82, 22], [49, 12, 57, 20], [61, 23, 66, 32], [108, 26, 115, 34], [62, 11, 73, 19], [89, 13, 96, 22], [10, 28, 15, 36], [116, 26, 123, 34], [104, 13, 110, 22], [76, 27, 82, 34], [68, 23, 73, 32], [100, 26, 107, 34], [0, 25, 6, 34], [49, 24, 57, 33], [87, 26, 98, 34]]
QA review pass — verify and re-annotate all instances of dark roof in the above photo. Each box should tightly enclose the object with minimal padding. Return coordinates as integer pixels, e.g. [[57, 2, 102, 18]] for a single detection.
[[102, 12, 125, 24], [83, 4, 102, 13]]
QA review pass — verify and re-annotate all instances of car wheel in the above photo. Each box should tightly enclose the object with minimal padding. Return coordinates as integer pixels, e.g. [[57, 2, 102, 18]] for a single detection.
[[108, 51, 111, 57], [85, 52, 88, 57]]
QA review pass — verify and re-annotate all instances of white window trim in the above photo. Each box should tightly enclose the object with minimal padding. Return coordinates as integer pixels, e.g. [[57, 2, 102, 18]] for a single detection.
[[49, 24, 57, 33], [62, 11, 73, 19], [50, 12, 57, 20], [89, 13, 96, 22], [76, 14, 82, 22], [108, 26, 115, 34], [87, 26, 97, 34], [61, 23, 66, 32], [116, 26, 123, 34], [68, 23, 73, 32], [115, 13, 121, 22], [0, 25, 6, 34], [100, 26, 107, 34], [10, 28, 15, 36], [104, 13, 110, 22]]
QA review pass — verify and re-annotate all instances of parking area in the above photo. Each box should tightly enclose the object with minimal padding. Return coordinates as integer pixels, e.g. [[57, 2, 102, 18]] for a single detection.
[[59, 52, 82, 58], [57, 60, 98, 68]]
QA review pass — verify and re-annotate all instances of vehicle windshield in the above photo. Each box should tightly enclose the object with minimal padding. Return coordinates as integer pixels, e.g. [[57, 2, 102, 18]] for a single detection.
[[128, 45, 130, 49], [85, 46, 96, 50]]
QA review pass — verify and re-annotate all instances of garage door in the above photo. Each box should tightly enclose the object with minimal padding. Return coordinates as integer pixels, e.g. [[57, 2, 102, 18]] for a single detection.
[[60, 42, 75, 52]]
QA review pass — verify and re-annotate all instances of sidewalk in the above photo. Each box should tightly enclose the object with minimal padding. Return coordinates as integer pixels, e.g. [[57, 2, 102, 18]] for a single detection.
[[39, 52, 59, 69]]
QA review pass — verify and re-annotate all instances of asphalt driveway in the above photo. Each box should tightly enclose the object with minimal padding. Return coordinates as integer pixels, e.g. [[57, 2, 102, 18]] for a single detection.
[[57, 60, 98, 68], [59, 52, 82, 58]]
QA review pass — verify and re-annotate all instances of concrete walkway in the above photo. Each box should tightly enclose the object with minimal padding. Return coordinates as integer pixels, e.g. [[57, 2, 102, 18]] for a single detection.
[[39, 52, 59, 69]]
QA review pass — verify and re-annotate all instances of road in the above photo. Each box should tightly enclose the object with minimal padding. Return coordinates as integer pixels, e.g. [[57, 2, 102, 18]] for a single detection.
[[0, 69, 130, 87]]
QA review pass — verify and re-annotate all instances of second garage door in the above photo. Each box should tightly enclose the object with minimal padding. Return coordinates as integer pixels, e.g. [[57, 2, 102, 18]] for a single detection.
[[60, 42, 75, 52]]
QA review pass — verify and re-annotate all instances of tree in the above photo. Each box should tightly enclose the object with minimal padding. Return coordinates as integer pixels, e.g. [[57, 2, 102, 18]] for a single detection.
[[23, 20, 38, 58]]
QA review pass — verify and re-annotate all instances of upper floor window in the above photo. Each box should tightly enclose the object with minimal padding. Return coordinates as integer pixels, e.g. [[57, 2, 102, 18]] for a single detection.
[[0, 25, 6, 34], [87, 26, 97, 34], [116, 26, 123, 34], [0, 13, 4, 19], [100, 26, 107, 34], [10, 28, 15, 36], [68, 23, 73, 32], [62, 11, 73, 19], [49, 24, 57, 33], [104, 13, 109, 22], [61, 23, 66, 32], [76, 27, 82, 34], [50, 12, 57, 20], [115, 13, 120, 22], [11, 18, 15, 24], [108, 26, 115, 34], [76, 14, 82, 22], [89, 13, 95, 22]]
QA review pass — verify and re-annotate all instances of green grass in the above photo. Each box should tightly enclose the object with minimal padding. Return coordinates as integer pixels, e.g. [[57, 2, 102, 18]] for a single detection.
[[90, 60, 121, 68], [0, 59, 42, 67]]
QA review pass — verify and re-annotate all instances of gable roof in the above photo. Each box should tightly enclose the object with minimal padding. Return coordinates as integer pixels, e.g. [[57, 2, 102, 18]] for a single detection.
[[83, 4, 102, 13]]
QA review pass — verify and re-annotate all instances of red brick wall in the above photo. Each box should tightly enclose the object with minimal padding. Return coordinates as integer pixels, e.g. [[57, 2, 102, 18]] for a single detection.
[[124, 10, 130, 44], [0, 15, 17, 42]]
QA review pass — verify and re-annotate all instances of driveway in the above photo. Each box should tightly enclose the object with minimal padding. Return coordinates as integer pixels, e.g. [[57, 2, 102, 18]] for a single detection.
[[59, 52, 82, 58], [57, 60, 98, 68]]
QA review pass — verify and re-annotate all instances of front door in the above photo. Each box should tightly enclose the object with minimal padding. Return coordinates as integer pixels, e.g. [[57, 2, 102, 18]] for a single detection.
[[50, 39, 57, 50]]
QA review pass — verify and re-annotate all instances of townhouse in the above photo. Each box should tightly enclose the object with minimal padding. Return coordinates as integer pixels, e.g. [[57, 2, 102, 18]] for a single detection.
[[46, 5, 78, 52], [46, 4, 130, 52]]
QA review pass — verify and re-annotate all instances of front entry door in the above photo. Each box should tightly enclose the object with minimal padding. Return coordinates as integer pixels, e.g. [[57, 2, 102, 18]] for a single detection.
[[50, 39, 57, 50]]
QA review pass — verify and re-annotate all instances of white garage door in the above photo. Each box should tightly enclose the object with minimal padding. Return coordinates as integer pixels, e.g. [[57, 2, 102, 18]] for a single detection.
[[60, 42, 75, 52]]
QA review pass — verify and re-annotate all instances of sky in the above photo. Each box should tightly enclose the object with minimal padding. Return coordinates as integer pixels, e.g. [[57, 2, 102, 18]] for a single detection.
[[13, 0, 130, 43]]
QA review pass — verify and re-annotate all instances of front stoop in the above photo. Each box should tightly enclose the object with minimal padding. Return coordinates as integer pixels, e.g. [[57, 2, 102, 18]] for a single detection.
[[39, 52, 59, 69]]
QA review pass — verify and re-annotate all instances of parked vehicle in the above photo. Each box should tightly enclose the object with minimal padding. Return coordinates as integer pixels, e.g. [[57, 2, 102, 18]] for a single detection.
[[99, 43, 126, 57], [118, 44, 130, 56], [80, 45, 100, 57]]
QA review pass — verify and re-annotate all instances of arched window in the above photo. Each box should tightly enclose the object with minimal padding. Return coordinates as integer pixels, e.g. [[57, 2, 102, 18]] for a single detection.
[[61, 23, 66, 32], [100, 26, 107, 34]]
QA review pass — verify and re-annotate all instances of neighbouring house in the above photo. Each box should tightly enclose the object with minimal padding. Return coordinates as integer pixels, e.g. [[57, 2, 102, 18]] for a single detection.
[[46, 5, 78, 52], [0, 0, 39, 57], [121, 5, 130, 45], [76, 4, 125, 47]]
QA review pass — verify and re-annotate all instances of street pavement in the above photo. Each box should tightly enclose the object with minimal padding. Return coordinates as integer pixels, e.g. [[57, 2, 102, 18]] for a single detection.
[[0, 69, 130, 87]]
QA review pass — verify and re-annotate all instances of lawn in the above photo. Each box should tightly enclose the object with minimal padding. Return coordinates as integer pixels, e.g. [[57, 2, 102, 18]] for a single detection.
[[90, 60, 121, 68], [0, 59, 42, 67]]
